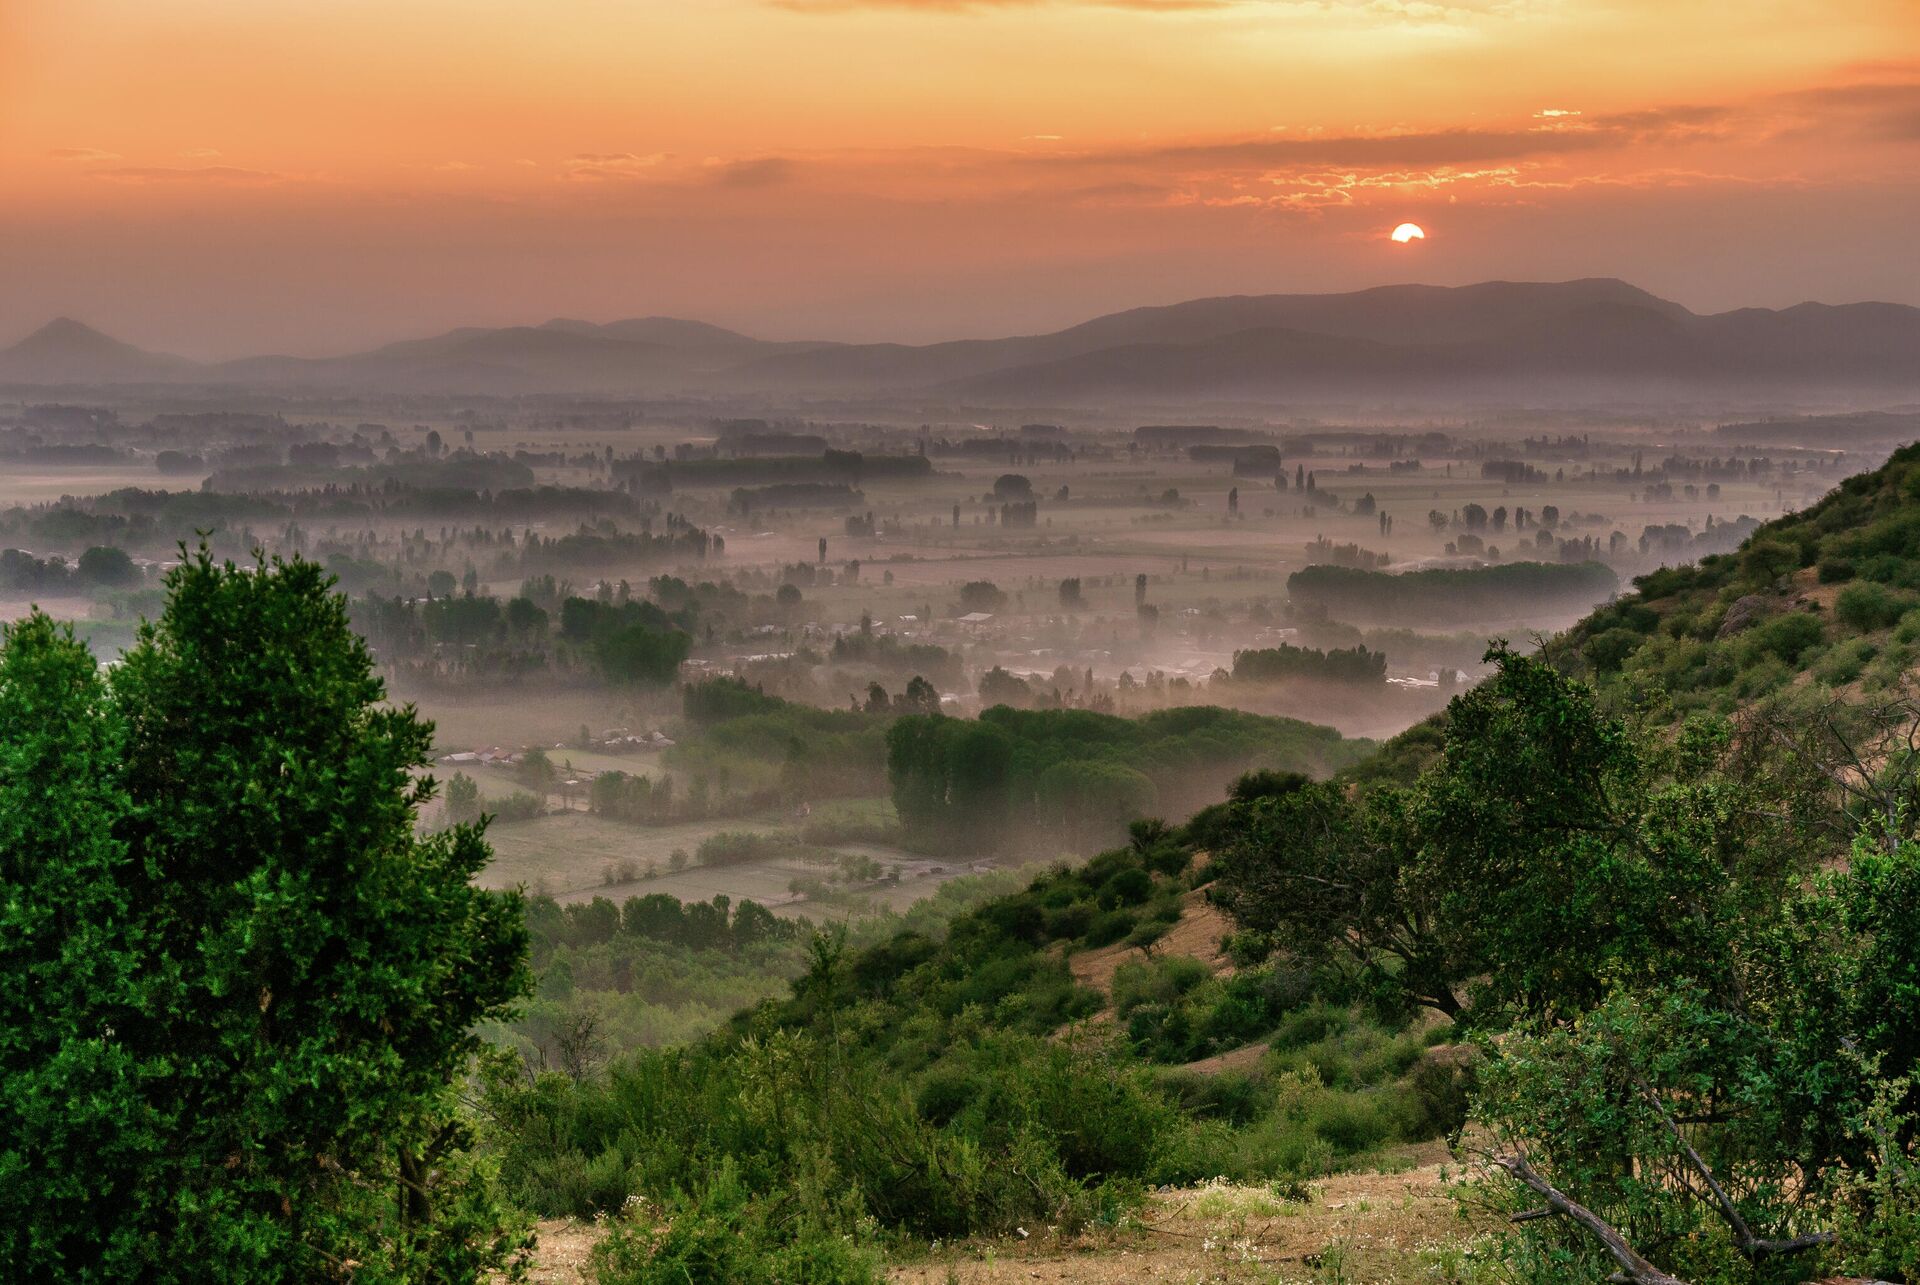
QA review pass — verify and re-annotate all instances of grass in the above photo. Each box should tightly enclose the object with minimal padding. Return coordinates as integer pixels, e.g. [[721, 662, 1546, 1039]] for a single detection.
[[478, 806, 966, 913], [1185, 1177, 1309, 1221], [875, 1146, 1480, 1285], [477, 809, 792, 898]]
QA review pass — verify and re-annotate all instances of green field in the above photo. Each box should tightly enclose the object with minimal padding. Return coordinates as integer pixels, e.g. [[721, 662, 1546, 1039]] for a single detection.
[[477, 806, 973, 914]]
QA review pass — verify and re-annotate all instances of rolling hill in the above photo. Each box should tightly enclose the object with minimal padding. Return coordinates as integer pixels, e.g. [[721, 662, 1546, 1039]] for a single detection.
[[1343, 439, 1920, 788], [6, 278, 1920, 403]]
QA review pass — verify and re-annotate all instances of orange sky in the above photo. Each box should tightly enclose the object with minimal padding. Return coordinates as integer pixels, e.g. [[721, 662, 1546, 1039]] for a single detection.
[[3, 0, 1918, 358]]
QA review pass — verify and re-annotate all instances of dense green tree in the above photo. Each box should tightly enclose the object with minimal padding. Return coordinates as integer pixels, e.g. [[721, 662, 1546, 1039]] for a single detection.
[[76, 544, 138, 586], [106, 551, 531, 1281], [1215, 645, 1828, 1025], [899, 674, 941, 715], [445, 771, 482, 825], [977, 666, 1032, 708], [594, 622, 691, 686], [0, 615, 147, 1279], [504, 595, 548, 636], [1034, 760, 1157, 853], [1211, 777, 1460, 1016], [518, 746, 558, 793], [957, 581, 1005, 613], [422, 593, 503, 645]]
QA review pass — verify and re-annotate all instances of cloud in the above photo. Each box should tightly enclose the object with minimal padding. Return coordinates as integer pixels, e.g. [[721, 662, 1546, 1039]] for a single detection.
[[1041, 126, 1623, 173], [563, 151, 670, 180], [1762, 78, 1920, 144], [770, 0, 1232, 11], [1534, 109, 1581, 119], [1876, 109, 1920, 141], [48, 147, 121, 162], [707, 156, 797, 187], [434, 160, 481, 172], [91, 165, 283, 184], [179, 148, 224, 160]]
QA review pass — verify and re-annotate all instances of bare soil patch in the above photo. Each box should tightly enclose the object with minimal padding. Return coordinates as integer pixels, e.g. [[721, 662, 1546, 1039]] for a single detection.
[[1069, 890, 1234, 998]]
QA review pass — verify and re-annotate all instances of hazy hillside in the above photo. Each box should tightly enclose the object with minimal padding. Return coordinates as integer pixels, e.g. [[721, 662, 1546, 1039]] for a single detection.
[[7, 278, 1920, 403], [1347, 439, 1920, 787]]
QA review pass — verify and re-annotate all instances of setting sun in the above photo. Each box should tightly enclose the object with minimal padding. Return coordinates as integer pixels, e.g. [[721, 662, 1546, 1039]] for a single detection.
[[1392, 223, 1427, 244]]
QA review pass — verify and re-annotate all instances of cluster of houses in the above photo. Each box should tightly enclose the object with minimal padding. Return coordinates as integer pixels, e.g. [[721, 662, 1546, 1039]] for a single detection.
[[435, 746, 522, 769]]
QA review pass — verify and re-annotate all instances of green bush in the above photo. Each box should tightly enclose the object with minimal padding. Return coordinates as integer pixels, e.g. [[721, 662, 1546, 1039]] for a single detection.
[[1817, 556, 1857, 583], [1818, 638, 1878, 686], [591, 1160, 881, 1285], [1741, 611, 1824, 664], [1083, 908, 1138, 947], [1584, 626, 1645, 673], [1837, 581, 1916, 632]]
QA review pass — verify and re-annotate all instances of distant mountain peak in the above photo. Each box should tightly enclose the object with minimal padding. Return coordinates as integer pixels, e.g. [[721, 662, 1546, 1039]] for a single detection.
[[0, 317, 192, 383], [15, 316, 122, 347]]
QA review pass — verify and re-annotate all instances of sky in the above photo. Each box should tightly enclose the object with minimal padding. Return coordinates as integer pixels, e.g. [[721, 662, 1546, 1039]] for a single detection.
[[3, 0, 1918, 358]]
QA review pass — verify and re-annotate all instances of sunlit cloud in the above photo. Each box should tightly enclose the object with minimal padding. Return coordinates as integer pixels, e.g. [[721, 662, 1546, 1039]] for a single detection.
[[770, 0, 1235, 11], [48, 147, 122, 162], [562, 152, 670, 180], [91, 165, 284, 184]]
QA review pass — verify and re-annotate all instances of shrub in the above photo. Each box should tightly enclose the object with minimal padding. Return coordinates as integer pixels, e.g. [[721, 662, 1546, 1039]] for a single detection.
[[1741, 611, 1824, 664], [1837, 581, 1915, 632], [1818, 638, 1878, 686], [1101, 866, 1154, 907], [591, 1160, 882, 1285], [488, 790, 546, 822], [1083, 909, 1138, 947], [1584, 626, 1645, 673]]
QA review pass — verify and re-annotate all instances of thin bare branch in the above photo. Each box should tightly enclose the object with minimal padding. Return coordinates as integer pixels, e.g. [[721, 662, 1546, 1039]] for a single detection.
[[1493, 1153, 1689, 1285], [1636, 1078, 1834, 1260]]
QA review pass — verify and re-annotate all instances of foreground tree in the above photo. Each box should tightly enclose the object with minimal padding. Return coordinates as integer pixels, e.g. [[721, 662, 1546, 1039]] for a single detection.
[[1212, 642, 1916, 1281], [1214, 644, 1830, 1026], [0, 615, 147, 1277], [1, 552, 530, 1282]]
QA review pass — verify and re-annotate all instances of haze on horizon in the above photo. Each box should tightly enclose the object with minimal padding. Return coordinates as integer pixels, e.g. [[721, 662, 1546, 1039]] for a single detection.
[[3, 0, 1918, 359]]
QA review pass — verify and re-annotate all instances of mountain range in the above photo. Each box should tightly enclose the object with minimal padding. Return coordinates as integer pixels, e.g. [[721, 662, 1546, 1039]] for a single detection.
[[6, 279, 1919, 405]]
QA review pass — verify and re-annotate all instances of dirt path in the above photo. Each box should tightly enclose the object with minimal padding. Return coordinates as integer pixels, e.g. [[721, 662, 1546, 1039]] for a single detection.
[[522, 1219, 599, 1284]]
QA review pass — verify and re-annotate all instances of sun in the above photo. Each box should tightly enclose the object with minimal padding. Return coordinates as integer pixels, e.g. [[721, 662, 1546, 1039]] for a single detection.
[[1391, 222, 1426, 244]]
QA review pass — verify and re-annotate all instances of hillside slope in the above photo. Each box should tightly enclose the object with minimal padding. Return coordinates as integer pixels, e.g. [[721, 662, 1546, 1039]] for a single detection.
[[1343, 439, 1920, 788]]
